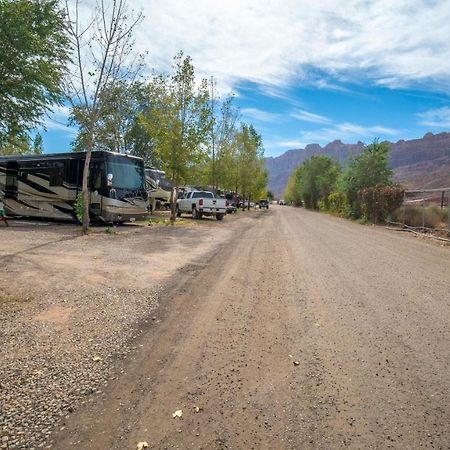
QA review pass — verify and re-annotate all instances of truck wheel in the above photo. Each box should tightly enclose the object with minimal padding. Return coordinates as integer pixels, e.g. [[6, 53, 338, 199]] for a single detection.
[[176, 207, 182, 217], [216, 214, 224, 221], [192, 206, 198, 219]]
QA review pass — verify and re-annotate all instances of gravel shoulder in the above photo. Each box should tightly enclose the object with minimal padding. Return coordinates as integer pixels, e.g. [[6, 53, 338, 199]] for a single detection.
[[0, 213, 249, 450], [50, 206, 450, 450]]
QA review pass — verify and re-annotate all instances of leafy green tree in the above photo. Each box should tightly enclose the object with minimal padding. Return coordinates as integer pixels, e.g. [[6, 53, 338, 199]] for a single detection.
[[0, 0, 69, 151], [32, 133, 43, 154], [0, 132, 43, 155], [214, 95, 240, 191], [140, 53, 211, 223], [340, 140, 393, 216], [284, 166, 304, 206], [235, 124, 267, 207], [284, 156, 340, 209], [299, 156, 341, 209], [71, 81, 153, 158]]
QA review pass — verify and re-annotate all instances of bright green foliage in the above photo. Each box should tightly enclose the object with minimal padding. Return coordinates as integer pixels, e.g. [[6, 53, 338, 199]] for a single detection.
[[340, 140, 393, 216], [284, 156, 340, 209], [285, 139, 401, 224], [235, 124, 267, 202], [284, 166, 303, 206], [211, 94, 240, 191], [0, 0, 68, 148], [141, 54, 211, 185], [74, 192, 84, 223], [139, 53, 211, 221], [327, 192, 348, 215]]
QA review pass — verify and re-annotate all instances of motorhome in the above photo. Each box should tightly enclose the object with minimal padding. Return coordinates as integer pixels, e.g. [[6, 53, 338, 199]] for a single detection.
[[0, 151, 148, 223], [145, 167, 172, 211]]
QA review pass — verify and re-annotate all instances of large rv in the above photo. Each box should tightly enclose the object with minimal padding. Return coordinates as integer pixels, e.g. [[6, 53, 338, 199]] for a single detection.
[[0, 151, 148, 223], [145, 167, 172, 211]]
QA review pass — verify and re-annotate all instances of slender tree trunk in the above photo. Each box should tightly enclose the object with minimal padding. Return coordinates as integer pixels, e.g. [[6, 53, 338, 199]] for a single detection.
[[170, 184, 177, 224], [81, 147, 91, 233]]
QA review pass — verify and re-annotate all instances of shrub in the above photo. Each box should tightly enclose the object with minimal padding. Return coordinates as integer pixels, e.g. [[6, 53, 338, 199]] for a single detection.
[[74, 192, 84, 223], [327, 192, 348, 215], [358, 184, 404, 223]]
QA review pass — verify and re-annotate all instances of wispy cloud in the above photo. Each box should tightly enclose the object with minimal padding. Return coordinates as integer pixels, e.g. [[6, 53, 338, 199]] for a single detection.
[[42, 106, 77, 136], [417, 107, 450, 128], [114, 0, 450, 93], [241, 108, 281, 123], [290, 109, 331, 124], [276, 140, 308, 149], [299, 122, 399, 144]]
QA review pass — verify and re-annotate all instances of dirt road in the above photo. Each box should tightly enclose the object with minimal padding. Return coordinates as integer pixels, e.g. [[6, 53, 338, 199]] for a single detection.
[[51, 206, 450, 449]]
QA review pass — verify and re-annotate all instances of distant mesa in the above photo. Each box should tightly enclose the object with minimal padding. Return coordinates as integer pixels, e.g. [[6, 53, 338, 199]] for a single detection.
[[266, 131, 450, 197]]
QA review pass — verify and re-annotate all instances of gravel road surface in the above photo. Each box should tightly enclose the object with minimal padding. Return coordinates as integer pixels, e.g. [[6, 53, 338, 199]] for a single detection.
[[0, 217, 238, 450], [51, 206, 450, 449]]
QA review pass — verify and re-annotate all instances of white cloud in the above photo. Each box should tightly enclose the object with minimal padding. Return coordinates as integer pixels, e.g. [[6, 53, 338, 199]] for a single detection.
[[417, 107, 450, 127], [241, 108, 281, 123], [277, 140, 308, 148], [290, 109, 331, 124], [121, 0, 450, 92], [299, 122, 399, 144], [69, 0, 450, 96]]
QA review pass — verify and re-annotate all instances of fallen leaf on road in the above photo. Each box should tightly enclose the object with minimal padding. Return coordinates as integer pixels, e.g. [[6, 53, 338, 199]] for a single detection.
[[172, 409, 183, 418], [194, 405, 202, 413], [137, 442, 148, 450], [293, 361, 300, 366], [92, 356, 102, 362]]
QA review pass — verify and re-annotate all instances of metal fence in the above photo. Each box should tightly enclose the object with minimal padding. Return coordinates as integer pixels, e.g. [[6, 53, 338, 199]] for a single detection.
[[397, 188, 450, 233]]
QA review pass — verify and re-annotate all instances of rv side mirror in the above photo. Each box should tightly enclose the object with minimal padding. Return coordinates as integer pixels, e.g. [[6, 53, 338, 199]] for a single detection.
[[107, 173, 113, 187]]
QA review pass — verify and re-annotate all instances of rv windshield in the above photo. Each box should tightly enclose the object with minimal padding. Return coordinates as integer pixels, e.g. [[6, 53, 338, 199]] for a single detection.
[[145, 168, 172, 191], [107, 157, 145, 190]]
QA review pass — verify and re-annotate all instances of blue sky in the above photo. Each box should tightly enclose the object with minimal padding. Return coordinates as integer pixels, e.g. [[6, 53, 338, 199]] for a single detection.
[[41, 0, 450, 158]]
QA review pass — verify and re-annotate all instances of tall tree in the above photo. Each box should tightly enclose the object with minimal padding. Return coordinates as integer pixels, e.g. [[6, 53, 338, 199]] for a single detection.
[[140, 53, 211, 223], [284, 166, 302, 206], [297, 156, 340, 209], [235, 123, 267, 207], [0, 0, 68, 152], [214, 95, 240, 191], [340, 139, 393, 215], [65, 0, 143, 233], [32, 133, 43, 155]]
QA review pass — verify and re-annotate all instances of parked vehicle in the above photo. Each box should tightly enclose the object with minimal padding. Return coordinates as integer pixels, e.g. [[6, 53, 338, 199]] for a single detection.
[[226, 201, 237, 214], [0, 151, 148, 223], [145, 167, 172, 212], [278, 199, 286, 205], [177, 190, 227, 220], [259, 199, 269, 209]]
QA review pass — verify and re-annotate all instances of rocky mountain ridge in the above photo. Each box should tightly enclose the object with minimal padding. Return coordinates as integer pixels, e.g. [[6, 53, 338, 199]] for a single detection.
[[265, 132, 450, 197]]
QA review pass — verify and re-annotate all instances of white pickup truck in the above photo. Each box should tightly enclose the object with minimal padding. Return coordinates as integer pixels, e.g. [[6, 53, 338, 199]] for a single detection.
[[177, 190, 227, 220]]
